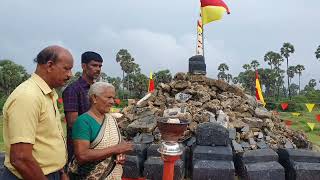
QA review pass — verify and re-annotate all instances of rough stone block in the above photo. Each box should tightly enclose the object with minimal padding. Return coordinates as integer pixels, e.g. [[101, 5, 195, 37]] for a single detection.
[[291, 161, 320, 180], [122, 155, 144, 178], [192, 145, 233, 161], [196, 122, 229, 146], [143, 157, 185, 180], [243, 161, 285, 180], [277, 149, 320, 180], [127, 143, 149, 159], [232, 140, 243, 152], [229, 128, 236, 140], [256, 140, 268, 149], [147, 144, 161, 157], [184, 146, 192, 178], [277, 148, 320, 163], [192, 160, 235, 180], [240, 149, 278, 164]]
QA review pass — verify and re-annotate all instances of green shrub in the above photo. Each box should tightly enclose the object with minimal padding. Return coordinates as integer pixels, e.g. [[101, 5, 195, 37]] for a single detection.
[[0, 94, 8, 111]]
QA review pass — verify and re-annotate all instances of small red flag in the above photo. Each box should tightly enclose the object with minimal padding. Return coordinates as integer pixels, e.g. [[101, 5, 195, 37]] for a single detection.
[[281, 103, 288, 111], [148, 72, 155, 92], [316, 114, 320, 123]]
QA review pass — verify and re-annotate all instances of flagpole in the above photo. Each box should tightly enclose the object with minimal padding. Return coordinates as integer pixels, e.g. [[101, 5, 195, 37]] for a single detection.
[[195, 20, 198, 54], [202, 18, 205, 58]]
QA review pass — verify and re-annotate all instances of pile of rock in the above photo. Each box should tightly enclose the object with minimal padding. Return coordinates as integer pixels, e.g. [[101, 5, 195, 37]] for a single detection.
[[117, 73, 311, 152]]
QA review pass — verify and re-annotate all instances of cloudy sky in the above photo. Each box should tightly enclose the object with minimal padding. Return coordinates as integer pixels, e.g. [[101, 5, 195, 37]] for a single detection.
[[0, 0, 319, 88]]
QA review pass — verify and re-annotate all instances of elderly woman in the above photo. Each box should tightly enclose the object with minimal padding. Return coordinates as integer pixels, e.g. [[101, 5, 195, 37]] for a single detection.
[[69, 82, 133, 180]]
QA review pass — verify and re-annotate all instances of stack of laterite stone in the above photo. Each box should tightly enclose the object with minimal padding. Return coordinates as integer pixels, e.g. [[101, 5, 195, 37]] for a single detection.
[[122, 143, 148, 179], [235, 148, 285, 180], [191, 122, 235, 180], [122, 136, 185, 180], [277, 148, 320, 180], [142, 144, 185, 180]]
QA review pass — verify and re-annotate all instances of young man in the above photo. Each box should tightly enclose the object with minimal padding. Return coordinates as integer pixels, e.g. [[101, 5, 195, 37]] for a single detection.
[[1, 45, 74, 180], [62, 51, 103, 163]]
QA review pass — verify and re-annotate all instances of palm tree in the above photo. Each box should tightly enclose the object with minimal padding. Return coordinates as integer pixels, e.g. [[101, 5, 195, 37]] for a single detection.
[[264, 51, 276, 70], [250, 60, 260, 70], [295, 64, 305, 94], [315, 45, 320, 60], [116, 49, 135, 98], [218, 63, 229, 73], [308, 79, 317, 88], [242, 64, 251, 71], [270, 52, 284, 99], [280, 42, 295, 99], [271, 53, 284, 69], [226, 74, 233, 83], [287, 66, 295, 84], [232, 77, 239, 84], [217, 63, 229, 80]]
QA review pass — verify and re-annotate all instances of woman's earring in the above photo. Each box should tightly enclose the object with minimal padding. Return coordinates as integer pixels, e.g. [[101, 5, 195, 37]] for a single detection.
[[93, 101, 97, 104]]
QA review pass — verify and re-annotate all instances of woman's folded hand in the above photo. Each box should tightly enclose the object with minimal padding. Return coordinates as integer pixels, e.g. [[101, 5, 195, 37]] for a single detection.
[[114, 141, 133, 154]]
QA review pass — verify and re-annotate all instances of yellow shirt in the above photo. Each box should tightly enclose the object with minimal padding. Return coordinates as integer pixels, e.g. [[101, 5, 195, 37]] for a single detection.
[[2, 73, 67, 178]]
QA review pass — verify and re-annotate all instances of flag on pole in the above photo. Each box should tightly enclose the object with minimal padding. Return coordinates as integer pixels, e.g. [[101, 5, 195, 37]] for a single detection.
[[200, 0, 230, 25], [148, 72, 155, 92], [255, 71, 266, 106]]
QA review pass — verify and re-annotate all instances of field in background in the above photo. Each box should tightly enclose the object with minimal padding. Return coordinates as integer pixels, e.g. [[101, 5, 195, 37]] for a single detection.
[[279, 112, 320, 147]]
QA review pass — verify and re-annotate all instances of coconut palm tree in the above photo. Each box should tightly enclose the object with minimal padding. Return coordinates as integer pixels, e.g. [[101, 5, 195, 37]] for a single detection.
[[242, 64, 251, 71], [218, 63, 229, 73], [280, 42, 295, 99], [217, 63, 229, 81], [315, 45, 320, 60], [250, 60, 260, 70], [287, 66, 296, 84], [226, 74, 233, 83], [264, 51, 276, 70], [295, 64, 305, 94], [116, 49, 135, 98]]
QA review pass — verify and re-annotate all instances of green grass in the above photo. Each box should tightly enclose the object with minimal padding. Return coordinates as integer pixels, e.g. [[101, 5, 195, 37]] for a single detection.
[[279, 112, 320, 147]]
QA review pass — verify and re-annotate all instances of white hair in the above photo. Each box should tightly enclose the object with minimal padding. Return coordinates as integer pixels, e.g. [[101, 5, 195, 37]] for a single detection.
[[88, 82, 115, 97]]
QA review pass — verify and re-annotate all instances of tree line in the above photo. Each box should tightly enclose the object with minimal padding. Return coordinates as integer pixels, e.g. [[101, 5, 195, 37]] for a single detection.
[[0, 49, 173, 109], [1, 44, 319, 109], [217, 43, 320, 103]]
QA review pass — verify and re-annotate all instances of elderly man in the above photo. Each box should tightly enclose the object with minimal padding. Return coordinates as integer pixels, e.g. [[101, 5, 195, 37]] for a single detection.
[[1, 45, 73, 180], [62, 51, 103, 163]]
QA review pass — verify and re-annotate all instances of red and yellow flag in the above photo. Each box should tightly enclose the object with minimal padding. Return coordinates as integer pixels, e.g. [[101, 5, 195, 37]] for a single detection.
[[200, 0, 230, 25], [255, 71, 266, 106], [148, 72, 155, 92]]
